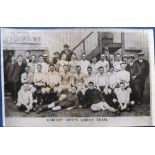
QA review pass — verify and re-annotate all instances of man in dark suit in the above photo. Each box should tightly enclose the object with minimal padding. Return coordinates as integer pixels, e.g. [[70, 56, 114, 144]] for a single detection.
[[132, 52, 149, 104], [12, 55, 26, 103], [126, 55, 136, 101], [6, 56, 17, 100], [23, 50, 32, 65], [61, 44, 73, 61]]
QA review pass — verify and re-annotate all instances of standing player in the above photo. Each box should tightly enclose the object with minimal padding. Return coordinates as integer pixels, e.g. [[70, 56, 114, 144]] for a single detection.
[[28, 55, 37, 74], [95, 54, 109, 73], [90, 56, 98, 74], [79, 53, 90, 75], [117, 62, 130, 87], [113, 53, 122, 72]]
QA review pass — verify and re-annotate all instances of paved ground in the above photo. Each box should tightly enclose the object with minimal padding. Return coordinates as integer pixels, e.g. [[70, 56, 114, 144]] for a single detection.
[[5, 95, 150, 118]]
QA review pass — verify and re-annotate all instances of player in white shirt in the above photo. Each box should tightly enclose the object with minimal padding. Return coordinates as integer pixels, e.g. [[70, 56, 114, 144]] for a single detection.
[[117, 62, 130, 87], [45, 64, 59, 103], [95, 54, 109, 73], [35, 55, 49, 74], [84, 66, 96, 88], [33, 64, 47, 105], [113, 82, 135, 112], [16, 84, 36, 114], [113, 53, 123, 72], [79, 53, 90, 75], [90, 56, 98, 74], [95, 66, 112, 104], [107, 67, 119, 89]]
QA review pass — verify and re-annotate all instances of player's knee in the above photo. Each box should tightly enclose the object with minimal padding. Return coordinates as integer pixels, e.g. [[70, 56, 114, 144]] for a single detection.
[[59, 94, 67, 101], [91, 104, 98, 111], [46, 87, 50, 93]]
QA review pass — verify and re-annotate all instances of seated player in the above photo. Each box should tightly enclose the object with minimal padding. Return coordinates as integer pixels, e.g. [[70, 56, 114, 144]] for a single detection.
[[58, 64, 72, 95], [36, 85, 79, 113], [113, 82, 135, 112], [117, 62, 130, 87], [33, 64, 46, 105], [16, 84, 37, 114], [85, 82, 117, 113], [57, 53, 69, 73], [45, 64, 59, 103]]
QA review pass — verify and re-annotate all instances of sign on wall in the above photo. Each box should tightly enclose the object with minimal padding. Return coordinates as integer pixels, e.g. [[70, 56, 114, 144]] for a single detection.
[[7, 31, 41, 44]]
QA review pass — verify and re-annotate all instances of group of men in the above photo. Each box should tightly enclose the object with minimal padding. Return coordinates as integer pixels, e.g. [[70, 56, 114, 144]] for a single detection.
[[5, 44, 149, 115]]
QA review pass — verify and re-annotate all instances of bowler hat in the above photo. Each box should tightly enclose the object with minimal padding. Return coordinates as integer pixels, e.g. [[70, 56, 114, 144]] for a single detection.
[[63, 44, 69, 48], [138, 52, 144, 56], [129, 55, 135, 59], [123, 55, 128, 58]]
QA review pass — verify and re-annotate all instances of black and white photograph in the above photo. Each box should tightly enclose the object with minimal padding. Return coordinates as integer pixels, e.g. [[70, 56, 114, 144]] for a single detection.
[[1, 28, 153, 126]]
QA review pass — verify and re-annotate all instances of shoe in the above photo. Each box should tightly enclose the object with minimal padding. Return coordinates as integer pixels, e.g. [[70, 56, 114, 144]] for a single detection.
[[52, 106, 61, 111], [78, 105, 83, 108], [67, 107, 74, 110]]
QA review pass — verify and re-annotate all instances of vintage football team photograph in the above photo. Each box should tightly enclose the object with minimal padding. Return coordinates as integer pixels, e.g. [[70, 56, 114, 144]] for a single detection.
[[2, 28, 152, 125]]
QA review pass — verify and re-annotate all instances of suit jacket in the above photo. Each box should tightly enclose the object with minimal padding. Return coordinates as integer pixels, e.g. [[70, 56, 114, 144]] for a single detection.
[[23, 58, 32, 65], [6, 62, 15, 82], [132, 59, 149, 81], [126, 63, 135, 77], [12, 62, 26, 82]]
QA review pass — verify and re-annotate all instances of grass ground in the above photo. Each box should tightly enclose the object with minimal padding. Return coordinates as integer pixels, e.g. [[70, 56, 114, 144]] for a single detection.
[[5, 95, 150, 118]]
